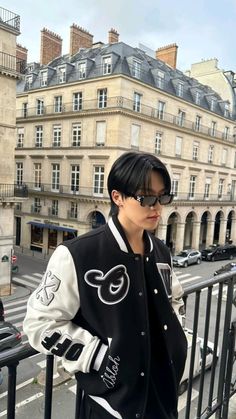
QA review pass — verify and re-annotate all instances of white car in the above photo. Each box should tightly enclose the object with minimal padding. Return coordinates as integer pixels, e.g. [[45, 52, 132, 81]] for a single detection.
[[173, 249, 202, 268]]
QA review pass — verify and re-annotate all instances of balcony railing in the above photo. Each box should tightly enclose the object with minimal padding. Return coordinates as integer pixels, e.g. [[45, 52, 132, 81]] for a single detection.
[[0, 6, 20, 31], [0, 183, 28, 199], [16, 96, 236, 144], [0, 51, 27, 75], [0, 272, 235, 418]]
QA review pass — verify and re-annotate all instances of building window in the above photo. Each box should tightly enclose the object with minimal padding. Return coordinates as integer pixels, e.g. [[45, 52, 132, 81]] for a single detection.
[[171, 174, 180, 198], [103, 56, 112, 75], [69, 202, 78, 219], [34, 163, 41, 189], [26, 75, 33, 88], [210, 121, 217, 137], [96, 121, 106, 146], [157, 101, 165, 120], [53, 125, 61, 147], [132, 59, 141, 78], [51, 164, 60, 192], [204, 177, 211, 198], [98, 88, 107, 108], [195, 91, 201, 105], [35, 125, 43, 148], [131, 124, 140, 148], [73, 92, 82, 111], [224, 103, 230, 118], [222, 148, 227, 166], [33, 197, 41, 214], [218, 178, 224, 198], [22, 103, 28, 118], [40, 71, 47, 87], [210, 99, 216, 111], [208, 145, 214, 163], [177, 109, 185, 127], [192, 141, 199, 160], [93, 166, 104, 195], [133, 92, 141, 112], [189, 175, 196, 199], [78, 62, 86, 79], [51, 200, 58, 216], [72, 123, 81, 147], [175, 136, 182, 156], [17, 128, 24, 147], [58, 67, 66, 83], [16, 162, 23, 185], [36, 99, 44, 115], [223, 126, 230, 140], [177, 82, 184, 97], [71, 165, 80, 193], [195, 115, 202, 131], [156, 71, 164, 89], [155, 132, 162, 155], [54, 96, 62, 113]]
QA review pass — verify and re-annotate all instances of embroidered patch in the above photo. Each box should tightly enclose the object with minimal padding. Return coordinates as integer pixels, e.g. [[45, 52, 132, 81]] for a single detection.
[[156, 263, 172, 298], [84, 265, 130, 305], [41, 329, 83, 360], [36, 270, 61, 306]]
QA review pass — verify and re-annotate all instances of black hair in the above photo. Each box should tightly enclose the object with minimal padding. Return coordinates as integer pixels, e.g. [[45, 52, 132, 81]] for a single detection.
[[107, 151, 171, 215]]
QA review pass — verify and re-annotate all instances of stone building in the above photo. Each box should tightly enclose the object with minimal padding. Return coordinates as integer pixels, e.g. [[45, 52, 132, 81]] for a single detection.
[[0, 6, 27, 295], [15, 26, 236, 256]]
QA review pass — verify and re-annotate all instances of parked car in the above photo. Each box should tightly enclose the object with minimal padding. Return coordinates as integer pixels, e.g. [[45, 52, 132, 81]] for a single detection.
[[213, 262, 236, 276], [179, 329, 219, 395], [201, 244, 236, 262], [172, 249, 201, 268]]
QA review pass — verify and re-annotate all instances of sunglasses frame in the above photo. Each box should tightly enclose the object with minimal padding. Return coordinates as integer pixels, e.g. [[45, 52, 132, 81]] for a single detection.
[[127, 193, 174, 207]]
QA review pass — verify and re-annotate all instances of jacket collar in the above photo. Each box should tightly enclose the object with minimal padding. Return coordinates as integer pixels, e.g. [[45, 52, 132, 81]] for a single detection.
[[108, 216, 153, 254]]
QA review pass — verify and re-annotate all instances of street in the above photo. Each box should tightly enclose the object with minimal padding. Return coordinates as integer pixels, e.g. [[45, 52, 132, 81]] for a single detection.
[[0, 251, 235, 418]]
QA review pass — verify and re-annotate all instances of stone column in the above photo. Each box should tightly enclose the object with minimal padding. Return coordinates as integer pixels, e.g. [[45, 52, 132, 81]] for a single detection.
[[175, 223, 185, 253], [219, 218, 227, 245], [205, 220, 215, 247], [191, 221, 201, 250], [156, 223, 167, 243], [230, 217, 236, 244]]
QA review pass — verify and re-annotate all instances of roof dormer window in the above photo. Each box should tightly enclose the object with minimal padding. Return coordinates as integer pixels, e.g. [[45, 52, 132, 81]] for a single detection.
[[177, 82, 184, 97], [210, 98, 216, 111], [58, 66, 66, 83], [195, 91, 201, 105], [78, 62, 86, 79], [157, 71, 164, 89], [26, 75, 33, 87], [132, 59, 141, 79], [103, 56, 112, 75], [40, 70, 47, 87], [224, 103, 230, 118]]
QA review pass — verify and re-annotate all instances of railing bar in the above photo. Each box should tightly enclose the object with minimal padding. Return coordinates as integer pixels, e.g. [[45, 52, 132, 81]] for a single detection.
[[44, 355, 54, 419], [196, 286, 213, 418], [75, 383, 83, 419], [7, 363, 18, 419], [185, 290, 201, 419], [216, 278, 234, 418], [207, 282, 223, 411], [222, 319, 236, 418]]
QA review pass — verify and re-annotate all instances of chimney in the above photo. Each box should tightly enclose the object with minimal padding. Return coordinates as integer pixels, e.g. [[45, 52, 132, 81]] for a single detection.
[[156, 43, 178, 69], [69, 24, 93, 55], [16, 44, 28, 73], [40, 28, 62, 66], [108, 28, 119, 44]]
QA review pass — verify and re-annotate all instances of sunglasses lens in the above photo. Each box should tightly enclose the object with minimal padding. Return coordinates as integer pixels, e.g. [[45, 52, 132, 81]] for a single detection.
[[159, 194, 173, 205], [142, 196, 158, 206]]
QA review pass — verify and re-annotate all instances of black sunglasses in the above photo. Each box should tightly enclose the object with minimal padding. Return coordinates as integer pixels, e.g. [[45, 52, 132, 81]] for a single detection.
[[127, 193, 174, 207]]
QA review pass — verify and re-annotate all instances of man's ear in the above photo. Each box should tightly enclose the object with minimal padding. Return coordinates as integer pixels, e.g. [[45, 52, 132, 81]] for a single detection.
[[111, 190, 123, 207]]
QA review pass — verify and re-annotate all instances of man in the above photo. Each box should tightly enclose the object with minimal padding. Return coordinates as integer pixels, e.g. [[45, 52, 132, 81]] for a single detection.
[[24, 151, 187, 418]]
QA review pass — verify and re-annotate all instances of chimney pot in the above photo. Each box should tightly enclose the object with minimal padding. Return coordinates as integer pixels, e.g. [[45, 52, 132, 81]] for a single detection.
[[70, 24, 93, 55], [16, 44, 28, 73], [40, 28, 62, 66], [108, 28, 119, 44], [155, 43, 178, 69]]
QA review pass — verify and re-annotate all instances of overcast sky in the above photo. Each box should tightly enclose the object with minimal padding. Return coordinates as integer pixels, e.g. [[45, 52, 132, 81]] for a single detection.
[[1, 0, 236, 72]]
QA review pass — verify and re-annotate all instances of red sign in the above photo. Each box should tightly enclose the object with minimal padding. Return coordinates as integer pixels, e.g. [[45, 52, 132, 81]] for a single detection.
[[11, 255, 17, 263]]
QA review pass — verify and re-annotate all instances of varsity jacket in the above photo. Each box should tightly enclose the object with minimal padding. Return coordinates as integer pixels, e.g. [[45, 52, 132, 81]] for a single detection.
[[23, 217, 187, 419]]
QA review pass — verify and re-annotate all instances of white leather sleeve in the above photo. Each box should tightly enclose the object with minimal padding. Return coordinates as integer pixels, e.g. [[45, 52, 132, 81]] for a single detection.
[[171, 269, 186, 326], [23, 245, 108, 375]]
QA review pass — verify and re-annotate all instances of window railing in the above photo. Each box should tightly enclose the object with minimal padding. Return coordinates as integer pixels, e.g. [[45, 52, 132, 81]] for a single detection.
[[0, 183, 28, 198], [16, 96, 236, 144], [0, 6, 20, 31], [0, 51, 26, 75], [0, 273, 235, 418]]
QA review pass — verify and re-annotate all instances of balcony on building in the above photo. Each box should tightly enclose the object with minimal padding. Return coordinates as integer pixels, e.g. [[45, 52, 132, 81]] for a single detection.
[[0, 183, 28, 200]]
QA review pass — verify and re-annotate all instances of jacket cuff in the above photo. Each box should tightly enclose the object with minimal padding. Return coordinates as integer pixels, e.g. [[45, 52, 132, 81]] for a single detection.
[[91, 342, 108, 371]]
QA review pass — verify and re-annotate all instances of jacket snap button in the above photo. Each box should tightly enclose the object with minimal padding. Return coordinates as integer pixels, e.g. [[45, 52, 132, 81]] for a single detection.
[[154, 289, 158, 294], [164, 324, 168, 330], [136, 414, 141, 418], [140, 372, 145, 376], [141, 331, 145, 336], [146, 257, 149, 262], [139, 291, 143, 296]]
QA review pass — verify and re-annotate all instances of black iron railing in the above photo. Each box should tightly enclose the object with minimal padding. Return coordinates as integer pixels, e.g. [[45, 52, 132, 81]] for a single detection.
[[16, 96, 236, 144], [0, 184, 28, 198], [0, 6, 20, 31], [0, 272, 235, 418], [0, 51, 26, 75]]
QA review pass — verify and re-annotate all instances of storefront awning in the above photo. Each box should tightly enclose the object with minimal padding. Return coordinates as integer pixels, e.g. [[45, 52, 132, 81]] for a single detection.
[[27, 221, 77, 234]]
